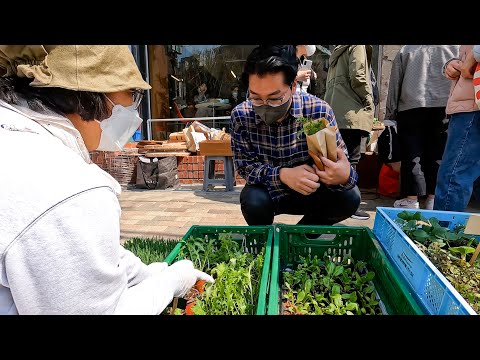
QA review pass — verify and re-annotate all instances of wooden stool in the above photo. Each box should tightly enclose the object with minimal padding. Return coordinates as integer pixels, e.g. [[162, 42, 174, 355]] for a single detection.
[[203, 156, 235, 191]]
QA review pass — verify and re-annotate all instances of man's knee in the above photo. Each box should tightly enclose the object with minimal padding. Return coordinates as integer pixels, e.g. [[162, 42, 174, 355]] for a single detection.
[[344, 186, 361, 214], [329, 186, 361, 218], [240, 185, 274, 225]]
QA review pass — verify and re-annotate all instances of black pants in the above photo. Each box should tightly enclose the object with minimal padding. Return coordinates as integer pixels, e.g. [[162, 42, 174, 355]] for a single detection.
[[397, 107, 448, 197], [339, 129, 370, 166], [240, 184, 361, 226]]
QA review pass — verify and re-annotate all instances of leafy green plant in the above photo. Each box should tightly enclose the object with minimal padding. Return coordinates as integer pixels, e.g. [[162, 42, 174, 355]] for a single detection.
[[395, 211, 477, 260], [416, 242, 480, 314], [282, 255, 382, 315], [296, 117, 327, 138], [396, 211, 480, 314], [123, 237, 178, 264], [178, 233, 266, 315]]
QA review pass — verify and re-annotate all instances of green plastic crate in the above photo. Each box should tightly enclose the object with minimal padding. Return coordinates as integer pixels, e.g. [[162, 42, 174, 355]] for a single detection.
[[267, 225, 425, 315], [164, 225, 274, 315]]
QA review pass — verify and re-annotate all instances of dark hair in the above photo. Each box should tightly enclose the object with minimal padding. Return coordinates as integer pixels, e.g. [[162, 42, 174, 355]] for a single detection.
[[0, 76, 110, 121], [241, 45, 298, 88]]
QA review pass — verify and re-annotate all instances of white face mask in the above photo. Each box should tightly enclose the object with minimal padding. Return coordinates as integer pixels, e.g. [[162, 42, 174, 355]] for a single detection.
[[305, 45, 316, 57], [95, 97, 143, 152]]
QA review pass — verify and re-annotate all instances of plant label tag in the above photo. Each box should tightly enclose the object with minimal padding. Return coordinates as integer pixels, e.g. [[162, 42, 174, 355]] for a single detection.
[[465, 214, 480, 235]]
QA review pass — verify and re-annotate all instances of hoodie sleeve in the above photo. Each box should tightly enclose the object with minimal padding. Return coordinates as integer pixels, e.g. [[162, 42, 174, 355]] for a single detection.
[[385, 50, 403, 120], [348, 45, 374, 109], [4, 187, 176, 315]]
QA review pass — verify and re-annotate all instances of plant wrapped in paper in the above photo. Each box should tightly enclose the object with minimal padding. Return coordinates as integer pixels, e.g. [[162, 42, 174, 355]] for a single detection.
[[297, 117, 337, 171]]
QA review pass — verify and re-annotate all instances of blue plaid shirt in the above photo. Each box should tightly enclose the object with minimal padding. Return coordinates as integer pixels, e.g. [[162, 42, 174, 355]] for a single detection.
[[230, 92, 358, 202]]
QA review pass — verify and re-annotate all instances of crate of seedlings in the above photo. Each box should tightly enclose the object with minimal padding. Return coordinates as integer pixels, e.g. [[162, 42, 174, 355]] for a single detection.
[[373, 207, 480, 315], [267, 225, 424, 315], [123, 237, 179, 264], [164, 225, 274, 315]]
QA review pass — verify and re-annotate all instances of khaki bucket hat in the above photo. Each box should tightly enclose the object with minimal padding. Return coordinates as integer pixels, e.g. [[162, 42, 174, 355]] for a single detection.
[[0, 45, 151, 93]]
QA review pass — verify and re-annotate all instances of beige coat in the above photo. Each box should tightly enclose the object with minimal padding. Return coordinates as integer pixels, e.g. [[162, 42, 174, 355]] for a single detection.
[[446, 45, 479, 115]]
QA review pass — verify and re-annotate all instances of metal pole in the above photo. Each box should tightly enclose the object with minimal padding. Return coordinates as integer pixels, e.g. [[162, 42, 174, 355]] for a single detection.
[[143, 45, 152, 122], [147, 119, 152, 140]]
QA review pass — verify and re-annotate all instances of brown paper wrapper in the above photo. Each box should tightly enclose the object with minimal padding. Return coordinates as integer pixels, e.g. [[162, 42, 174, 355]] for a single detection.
[[305, 118, 337, 171]]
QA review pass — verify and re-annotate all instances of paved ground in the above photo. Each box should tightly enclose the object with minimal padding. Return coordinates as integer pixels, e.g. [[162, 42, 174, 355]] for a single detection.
[[118, 185, 480, 242]]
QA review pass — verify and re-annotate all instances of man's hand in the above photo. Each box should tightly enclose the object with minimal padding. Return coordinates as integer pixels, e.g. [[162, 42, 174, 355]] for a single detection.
[[445, 59, 462, 80], [279, 164, 320, 195], [313, 148, 351, 186], [296, 70, 311, 82], [460, 50, 477, 79]]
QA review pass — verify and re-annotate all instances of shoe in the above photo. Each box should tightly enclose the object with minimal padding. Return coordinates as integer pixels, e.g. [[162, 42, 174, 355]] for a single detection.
[[424, 197, 434, 210], [350, 209, 370, 220], [394, 198, 420, 209]]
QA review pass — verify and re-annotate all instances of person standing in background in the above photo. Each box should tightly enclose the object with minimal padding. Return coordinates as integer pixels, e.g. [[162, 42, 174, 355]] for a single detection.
[[385, 45, 460, 210], [434, 45, 480, 212], [324, 45, 374, 220], [295, 45, 317, 94]]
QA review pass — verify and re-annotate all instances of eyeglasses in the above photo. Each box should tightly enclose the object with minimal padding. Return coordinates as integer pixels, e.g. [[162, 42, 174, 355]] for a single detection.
[[131, 89, 145, 110], [247, 86, 292, 107]]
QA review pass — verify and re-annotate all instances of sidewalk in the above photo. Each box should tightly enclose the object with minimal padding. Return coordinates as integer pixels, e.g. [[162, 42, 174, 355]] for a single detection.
[[120, 185, 467, 242]]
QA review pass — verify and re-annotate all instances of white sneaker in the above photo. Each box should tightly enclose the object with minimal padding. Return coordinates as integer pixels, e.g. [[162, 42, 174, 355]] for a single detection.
[[393, 198, 420, 209], [424, 197, 434, 210]]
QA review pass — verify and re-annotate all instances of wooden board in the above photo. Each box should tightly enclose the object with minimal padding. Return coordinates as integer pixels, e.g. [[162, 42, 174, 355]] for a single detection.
[[137, 140, 163, 145], [144, 152, 191, 157], [143, 144, 188, 151]]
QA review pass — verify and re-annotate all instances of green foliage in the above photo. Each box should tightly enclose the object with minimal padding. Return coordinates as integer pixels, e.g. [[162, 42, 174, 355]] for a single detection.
[[282, 255, 383, 315], [396, 212, 480, 314], [395, 211, 477, 260], [123, 237, 179, 264], [179, 233, 265, 315], [416, 242, 480, 314], [296, 117, 327, 138]]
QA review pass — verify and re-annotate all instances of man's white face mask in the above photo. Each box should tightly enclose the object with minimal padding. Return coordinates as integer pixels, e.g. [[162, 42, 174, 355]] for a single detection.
[[95, 96, 143, 152]]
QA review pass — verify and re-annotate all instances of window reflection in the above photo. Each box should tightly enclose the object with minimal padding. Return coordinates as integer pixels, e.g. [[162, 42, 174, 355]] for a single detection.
[[164, 45, 380, 134]]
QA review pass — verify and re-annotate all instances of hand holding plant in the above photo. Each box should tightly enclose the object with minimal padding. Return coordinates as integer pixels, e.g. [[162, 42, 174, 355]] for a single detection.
[[297, 117, 337, 171]]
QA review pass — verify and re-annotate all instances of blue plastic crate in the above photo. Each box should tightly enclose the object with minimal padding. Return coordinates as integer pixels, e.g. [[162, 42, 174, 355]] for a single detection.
[[373, 207, 478, 315]]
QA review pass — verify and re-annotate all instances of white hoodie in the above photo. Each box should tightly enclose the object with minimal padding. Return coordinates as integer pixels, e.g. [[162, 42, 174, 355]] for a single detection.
[[0, 100, 173, 314]]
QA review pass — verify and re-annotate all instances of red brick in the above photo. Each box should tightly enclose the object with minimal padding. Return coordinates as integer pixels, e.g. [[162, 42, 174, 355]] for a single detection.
[[193, 164, 199, 170]]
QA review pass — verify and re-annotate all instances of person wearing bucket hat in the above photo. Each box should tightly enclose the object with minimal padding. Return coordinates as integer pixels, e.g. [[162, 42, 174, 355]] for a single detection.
[[0, 45, 213, 315]]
